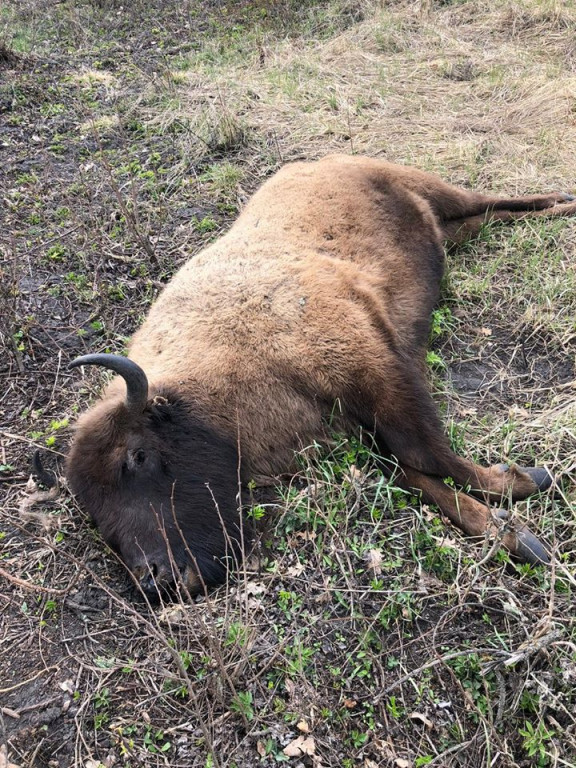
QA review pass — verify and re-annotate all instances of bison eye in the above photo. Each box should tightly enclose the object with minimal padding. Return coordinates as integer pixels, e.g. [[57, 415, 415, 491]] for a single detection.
[[123, 448, 147, 473]]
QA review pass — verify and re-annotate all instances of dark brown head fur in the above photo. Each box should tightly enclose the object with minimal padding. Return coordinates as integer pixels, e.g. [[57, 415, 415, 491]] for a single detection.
[[67, 389, 247, 594]]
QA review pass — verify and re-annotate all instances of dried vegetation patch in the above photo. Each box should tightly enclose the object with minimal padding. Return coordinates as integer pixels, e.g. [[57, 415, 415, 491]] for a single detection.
[[1, 1, 576, 767]]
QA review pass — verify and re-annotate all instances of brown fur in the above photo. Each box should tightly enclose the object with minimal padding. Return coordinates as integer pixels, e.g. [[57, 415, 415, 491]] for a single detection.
[[67, 155, 576, 591]]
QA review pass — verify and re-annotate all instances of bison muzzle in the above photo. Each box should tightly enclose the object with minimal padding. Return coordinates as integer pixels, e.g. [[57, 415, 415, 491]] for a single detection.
[[66, 155, 576, 596]]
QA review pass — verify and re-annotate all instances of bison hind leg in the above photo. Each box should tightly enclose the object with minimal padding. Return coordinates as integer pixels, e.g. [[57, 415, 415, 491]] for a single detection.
[[397, 464, 551, 566]]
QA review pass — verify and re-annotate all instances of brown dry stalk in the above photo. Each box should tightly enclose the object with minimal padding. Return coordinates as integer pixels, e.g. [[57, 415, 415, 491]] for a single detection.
[[0, 565, 81, 595]]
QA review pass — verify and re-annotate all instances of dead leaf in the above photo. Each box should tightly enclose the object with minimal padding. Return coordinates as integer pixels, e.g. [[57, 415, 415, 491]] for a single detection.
[[395, 759, 412, 768], [344, 464, 365, 484], [59, 679, 75, 694], [157, 605, 187, 625], [285, 563, 305, 578], [364, 548, 383, 574], [409, 711, 434, 730], [256, 741, 267, 757], [301, 737, 315, 755], [283, 735, 316, 757], [343, 698, 357, 709], [0, 744, 21, 768], [297, 719, 310, 732], [242, 580, 266, 596], [288, 530, 317, 544]]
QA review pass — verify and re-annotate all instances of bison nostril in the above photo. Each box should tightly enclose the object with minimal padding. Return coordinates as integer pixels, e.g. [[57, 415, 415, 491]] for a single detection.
[[140, 571, 158, 594], [137, 562, 159, 594]]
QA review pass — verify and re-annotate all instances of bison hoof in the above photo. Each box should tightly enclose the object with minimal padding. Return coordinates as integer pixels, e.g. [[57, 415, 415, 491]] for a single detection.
[[498, 463, 554, 492], [514, 526, 551, 565], [495, 508, 551, 565], [561, 193, 576, 202]]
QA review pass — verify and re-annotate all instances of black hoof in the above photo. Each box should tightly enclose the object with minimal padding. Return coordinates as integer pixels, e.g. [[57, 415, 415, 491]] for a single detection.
[[520, 466, 554, 492], [515, 526, 551, 565], [497, 463, 554, 492], [561, 193, 576, 202], [494, 509, 551, 565]]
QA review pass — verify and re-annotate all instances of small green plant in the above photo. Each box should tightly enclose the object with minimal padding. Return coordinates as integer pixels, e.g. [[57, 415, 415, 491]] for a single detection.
[[426, 349, 446, 369], [46, 244, 66, 261], [429, 306, 454, 340], [247, 504, 266, 521], [225, 621, 249, 647], [230, 690, 255, 721], [44, 418, 69, 447], [199, 162, 244, 199], [519, 720, 555, 766], [17, 171, 39, 184], [192, 215, 218, 234], [347, 729, 369, 748], [277, 589, 302, 618], [93, 687, 110, 729], [143, 726, 171, 754], [386, 696, 404, 719]]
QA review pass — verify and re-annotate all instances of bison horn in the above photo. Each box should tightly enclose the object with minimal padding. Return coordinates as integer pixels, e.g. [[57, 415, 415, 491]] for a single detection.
[[69, 354, 149, 415]]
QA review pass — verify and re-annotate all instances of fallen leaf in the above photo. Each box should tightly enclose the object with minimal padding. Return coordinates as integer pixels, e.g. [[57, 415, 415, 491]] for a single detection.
[[344, 464, 365, 484], [0, 744, 21, 768], [285, 563, 305, 578], [301, 737, 315, 756], [158, 605, 186, 625], [256, 741, 267, 757], [59, 679, 75, 694], [297, 719, 310, 732], [409, 711, 434, 730], [283, 735, 316, 757], [364, 548, 383, 574], [343, 698, 357, 709], [395, 759, 412, 768], [242, 580, 267, 596]]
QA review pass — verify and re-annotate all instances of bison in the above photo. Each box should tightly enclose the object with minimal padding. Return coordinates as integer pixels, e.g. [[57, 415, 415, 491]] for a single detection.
[[66, 155, 576, 596]]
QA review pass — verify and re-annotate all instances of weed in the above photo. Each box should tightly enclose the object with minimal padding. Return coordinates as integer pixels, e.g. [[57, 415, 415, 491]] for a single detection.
[[230, 690, 255, 721], [519, 720, 555, 767]]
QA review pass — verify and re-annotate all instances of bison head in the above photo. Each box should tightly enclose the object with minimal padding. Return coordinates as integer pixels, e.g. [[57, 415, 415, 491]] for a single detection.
[[67, 354, 248, 597]]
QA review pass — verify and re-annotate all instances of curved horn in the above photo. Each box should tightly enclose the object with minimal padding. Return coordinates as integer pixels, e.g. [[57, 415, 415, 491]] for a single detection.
[[69, 354, 149, 415]]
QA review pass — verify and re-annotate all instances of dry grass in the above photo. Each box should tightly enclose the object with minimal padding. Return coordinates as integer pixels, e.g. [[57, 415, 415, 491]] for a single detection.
[[162, 0, 576, 188], [1, 1, 576, 767]]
